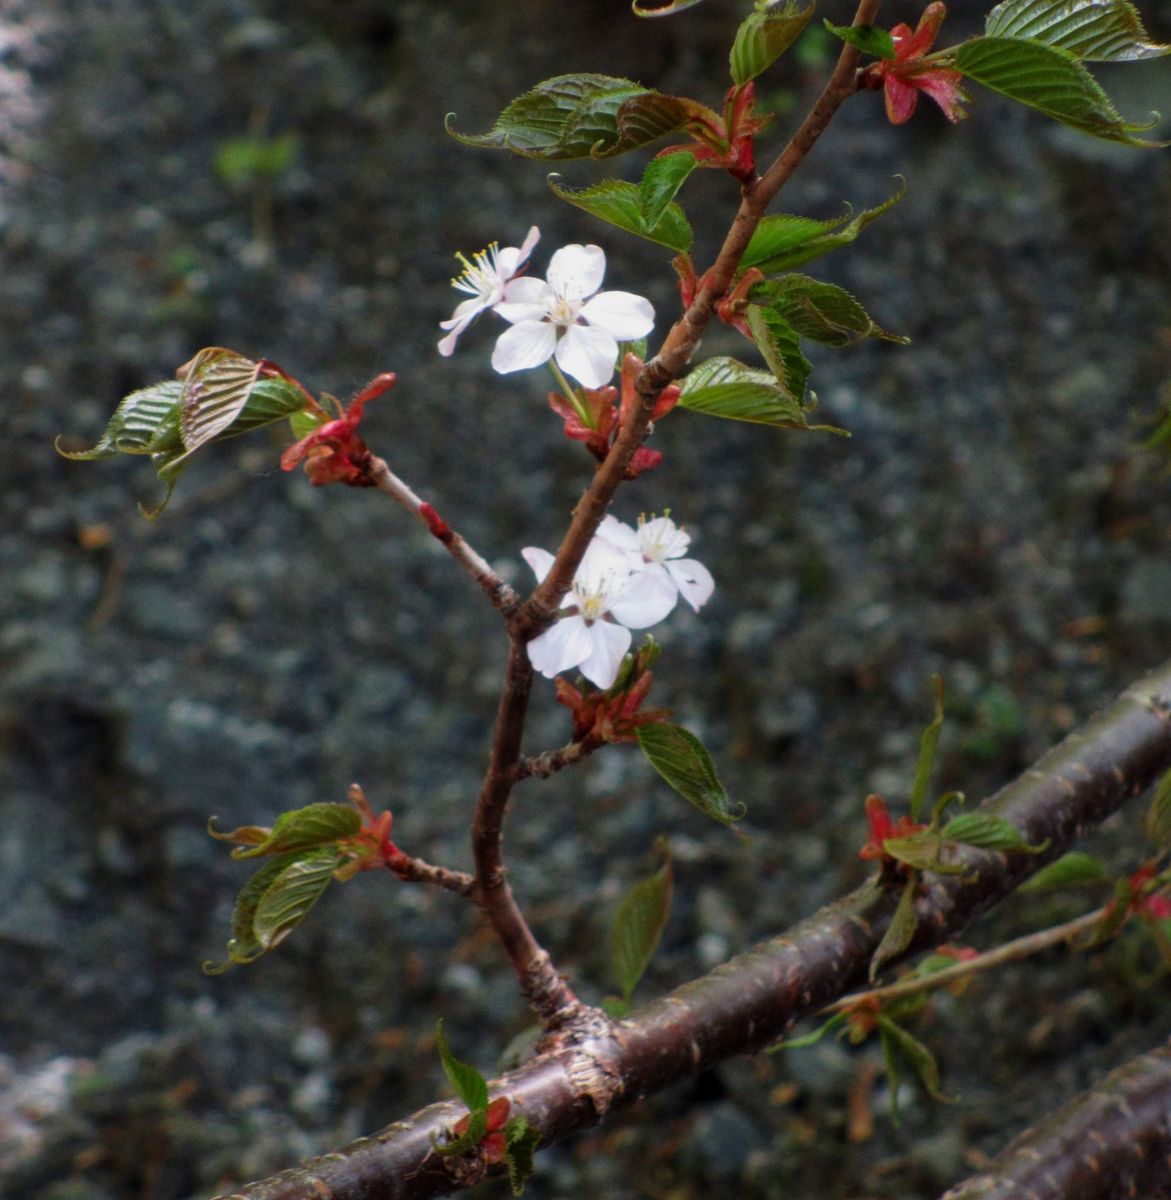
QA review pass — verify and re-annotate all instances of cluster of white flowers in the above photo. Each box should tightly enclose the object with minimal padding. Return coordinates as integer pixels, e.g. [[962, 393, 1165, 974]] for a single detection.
[[523, 515, 715, 689], [438, 228, 655, 390]]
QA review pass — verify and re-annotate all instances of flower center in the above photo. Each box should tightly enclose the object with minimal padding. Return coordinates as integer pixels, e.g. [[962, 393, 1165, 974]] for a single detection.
[[452, 243, 504, 300], [548, 285, 584, 330]]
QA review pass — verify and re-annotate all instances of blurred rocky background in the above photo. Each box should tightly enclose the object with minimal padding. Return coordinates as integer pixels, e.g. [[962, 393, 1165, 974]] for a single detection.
[[1, 0, 1170, 1197]]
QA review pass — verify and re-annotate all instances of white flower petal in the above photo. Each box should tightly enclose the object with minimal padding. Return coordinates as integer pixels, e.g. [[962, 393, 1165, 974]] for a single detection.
[[500, 275, 551, 310], [555, 324, 619, 389], [496, 226, 540, 277], [666, 558, 715, 611], [609, 566, 678, 628], [547, 244, 606, 299], [522, 546, 556, 585], [579, 290, 655, 341], [596, 514, 641, 556], [577, 620, 632, 689], [492, 321, 558, 375], [527, 616, 594, 679]]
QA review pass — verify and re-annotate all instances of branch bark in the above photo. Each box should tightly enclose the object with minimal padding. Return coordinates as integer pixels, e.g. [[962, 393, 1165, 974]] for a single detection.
[[214, 658, 1171, 1200], [939, 1035, 1171, 1200]]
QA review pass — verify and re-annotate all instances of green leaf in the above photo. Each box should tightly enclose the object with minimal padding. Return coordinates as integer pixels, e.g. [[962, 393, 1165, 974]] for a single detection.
[[434, 1109, 487, 1158], [503, 1117, 541, 1196], [435, 1020, 490, 1113], [636, 723, 745, 825], [985, 0, 1170, 61], [750, 275, 908, 347], [447, 75, 704, 160], [177, 347, 265, 451], [204, 848, 343, 972], [952, 36, 1166, 145], [548, 177, 693, 253], [877, 1015, 951, 1106], [251, 850, 345, 952], [612, 856, 674, 1000], [870, 875, 921, 981], [1019, 850, 1111, 891], [769, 1011, 850, 1052], [639, 152, 697, 230], [941, 813, 1049, 853], [1145, 769, 1171, 849], [730, 2, 817, 84], [231, 802, 361, 859], [55, 381, 184, 461], [740, 180, 906, 273], [824, 20, 897, 59], [677, 356, 846, 433], [744, 305, 812, 405], [911, 675, 945, 823], [633, 0, 706, 16], [57, 359, 310, 516], [881, 833, 965, 875]]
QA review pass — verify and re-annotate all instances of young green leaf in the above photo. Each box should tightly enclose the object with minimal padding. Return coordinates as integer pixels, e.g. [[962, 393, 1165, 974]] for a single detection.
[[503, 1116, 542, 1197], [229, 802, 361, 859], [824, 21, 897, 60], [548, 177, 693, 253], [1144, 769, 1171, 849], [730, 2, 816, 84], [251, 850, 347, 952], [1019, 850, 1111, 891], [870, 874, 921, 980], [639, 152, 697, 231], [739, 180, 906, 273], [910, 674, 944, 823], [952, 37, 1166, 145], [677, 356, 846, 433], [985, 0, 1170, 62], [744, 305, 812, 405], [178, 347, 265, 451], [612, 856, 674, 1001], [768, 1011, 850, 1052], [749, 275, 908, 347], [877, 1015, 952, 1107], [940, 812, 1049, 853], [447, 75, 704, 160], [636, 723, 745, 825], [633, 0, 705, 14], [204, 848, 344, 972], [55, 381, 185, 461], [435, 1020, 490, 1114]]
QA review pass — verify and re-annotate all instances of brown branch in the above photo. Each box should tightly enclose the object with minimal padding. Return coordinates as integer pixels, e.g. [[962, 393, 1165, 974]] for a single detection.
[[515, 739, 598, 782], [389, 855, 476, 898], [939, 1035, 1171, 1200], [516, 0, 879, 634], [213, 658, 1171, 1200], [470, 637, 584, 1025], [468, 0, 884, 1026], [367, 456, 520, 615]]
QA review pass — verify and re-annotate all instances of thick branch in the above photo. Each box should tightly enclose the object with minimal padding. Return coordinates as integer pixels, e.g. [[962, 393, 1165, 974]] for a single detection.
[[215, 659, 1171, 1200], [939, 1036, 1171, 1200]]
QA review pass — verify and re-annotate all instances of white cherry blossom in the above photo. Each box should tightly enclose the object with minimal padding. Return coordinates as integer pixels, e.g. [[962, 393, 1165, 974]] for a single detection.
[[598, 514, 715, 613], [492, 243, 654, 389], [438, 226, 540, 357], [522, 537, 676, 689]]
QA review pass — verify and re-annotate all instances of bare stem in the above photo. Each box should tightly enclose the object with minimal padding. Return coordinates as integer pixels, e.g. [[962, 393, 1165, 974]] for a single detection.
[[515, 739, 598, 782], [390, 855, 476, 898], [367, 455, 520, 615]]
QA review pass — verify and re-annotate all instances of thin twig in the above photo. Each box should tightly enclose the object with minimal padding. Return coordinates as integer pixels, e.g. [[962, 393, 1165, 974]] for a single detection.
[[825, 904, 1110, 1014], [515, 739, 597, 782], [390, 855, 476, 898], [367, 455, 520, 615]]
